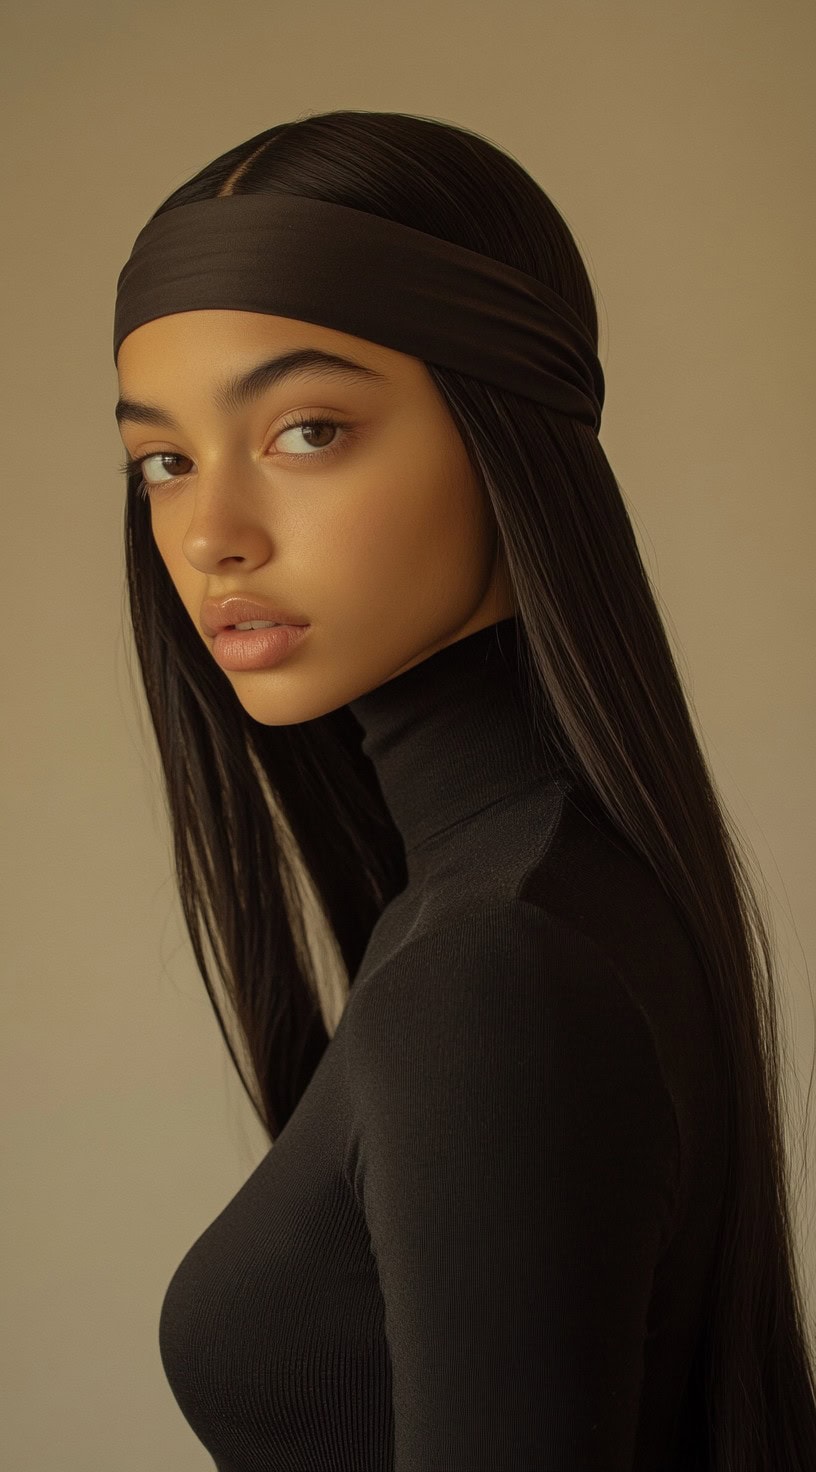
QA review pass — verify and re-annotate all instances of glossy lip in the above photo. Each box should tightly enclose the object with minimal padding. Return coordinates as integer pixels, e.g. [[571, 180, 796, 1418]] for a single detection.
[[200, 595, 310, 637], [212, 622, 311, 672]]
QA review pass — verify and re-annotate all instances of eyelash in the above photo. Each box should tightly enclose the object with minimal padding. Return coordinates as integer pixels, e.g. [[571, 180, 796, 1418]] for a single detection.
[[118, 413, 352, 500]]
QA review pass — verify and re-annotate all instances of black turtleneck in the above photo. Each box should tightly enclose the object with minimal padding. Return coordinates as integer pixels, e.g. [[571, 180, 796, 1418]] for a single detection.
[[158, 616, 727, 1472], [347, 614, 565, 855]]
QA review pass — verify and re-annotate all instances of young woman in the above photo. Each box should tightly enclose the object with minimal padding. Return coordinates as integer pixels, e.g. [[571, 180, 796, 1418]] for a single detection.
[[113, 108, 816, 1470]]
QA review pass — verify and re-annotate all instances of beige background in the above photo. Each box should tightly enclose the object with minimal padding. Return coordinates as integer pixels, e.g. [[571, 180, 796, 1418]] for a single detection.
[[2, 2, 814, 1467]]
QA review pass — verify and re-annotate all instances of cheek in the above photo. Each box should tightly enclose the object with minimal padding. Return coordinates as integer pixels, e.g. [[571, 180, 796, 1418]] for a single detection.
[[150, 515, 178, 578], [312, 453, 484, 587], [149, 512, 198, 613]]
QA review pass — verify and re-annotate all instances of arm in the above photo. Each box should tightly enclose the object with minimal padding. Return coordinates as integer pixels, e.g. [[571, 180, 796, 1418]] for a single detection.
[[344, 901, 681, 1470]]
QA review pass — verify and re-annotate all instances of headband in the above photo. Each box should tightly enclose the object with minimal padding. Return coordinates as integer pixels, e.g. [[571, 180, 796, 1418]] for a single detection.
[[113, 192, 605, 431]]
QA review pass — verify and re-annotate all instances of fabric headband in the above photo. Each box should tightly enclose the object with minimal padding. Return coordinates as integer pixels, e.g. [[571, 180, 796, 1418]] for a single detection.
[[113, 192, 605, 432]]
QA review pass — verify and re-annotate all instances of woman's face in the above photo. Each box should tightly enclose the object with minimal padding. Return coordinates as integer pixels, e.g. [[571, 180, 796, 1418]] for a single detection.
[[115, 309, 515, 725]]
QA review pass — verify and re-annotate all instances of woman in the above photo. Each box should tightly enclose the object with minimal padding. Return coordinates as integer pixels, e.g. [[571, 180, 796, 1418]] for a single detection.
[[112, 109, 816, 1470]]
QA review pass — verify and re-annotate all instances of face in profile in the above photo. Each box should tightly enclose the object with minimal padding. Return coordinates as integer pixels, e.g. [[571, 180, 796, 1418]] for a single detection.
[[115, 309, 515, 725]]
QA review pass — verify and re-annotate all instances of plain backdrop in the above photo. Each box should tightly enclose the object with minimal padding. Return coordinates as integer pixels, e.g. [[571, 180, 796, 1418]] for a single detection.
[[1, 2, 814, 1467]]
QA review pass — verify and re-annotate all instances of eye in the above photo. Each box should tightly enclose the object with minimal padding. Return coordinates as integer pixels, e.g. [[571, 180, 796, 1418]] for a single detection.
[[127, 451, 190, 483], [119, 414, 353, 498], [276, 413, 349, 458]]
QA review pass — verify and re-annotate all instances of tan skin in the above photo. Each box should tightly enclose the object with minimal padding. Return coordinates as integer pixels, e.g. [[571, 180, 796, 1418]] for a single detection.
[[115, 309, 516, 726]]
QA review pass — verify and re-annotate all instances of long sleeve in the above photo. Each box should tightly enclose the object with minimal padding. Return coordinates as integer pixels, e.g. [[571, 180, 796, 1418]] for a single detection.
[[343, 899, 683, 1471]]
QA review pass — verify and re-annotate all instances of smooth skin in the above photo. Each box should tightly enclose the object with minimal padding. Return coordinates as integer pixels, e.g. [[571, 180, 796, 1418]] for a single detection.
[[115, 309, 516, 726]]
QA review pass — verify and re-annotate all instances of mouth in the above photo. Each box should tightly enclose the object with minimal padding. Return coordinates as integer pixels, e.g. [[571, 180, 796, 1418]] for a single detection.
[[224, 622, 286, 631], [210, 621, 311, 670]]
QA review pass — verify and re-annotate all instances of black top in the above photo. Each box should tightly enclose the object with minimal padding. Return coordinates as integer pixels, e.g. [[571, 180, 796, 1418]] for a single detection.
[[158, 615, 727, 1470]]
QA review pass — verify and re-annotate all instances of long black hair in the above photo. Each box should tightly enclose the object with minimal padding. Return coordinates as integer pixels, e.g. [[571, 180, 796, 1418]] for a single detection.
[[118, 109, 816, 1468]]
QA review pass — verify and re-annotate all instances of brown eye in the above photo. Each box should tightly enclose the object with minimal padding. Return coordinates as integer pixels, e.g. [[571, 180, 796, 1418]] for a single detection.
[[275, 414, 350, 460], [136, 452, 193, 486]]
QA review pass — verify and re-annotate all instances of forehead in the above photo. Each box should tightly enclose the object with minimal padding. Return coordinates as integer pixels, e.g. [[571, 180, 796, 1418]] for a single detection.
[[116, 308, 410, 385]]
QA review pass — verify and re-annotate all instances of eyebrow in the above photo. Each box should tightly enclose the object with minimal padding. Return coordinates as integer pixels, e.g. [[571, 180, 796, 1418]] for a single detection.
[[114, 346, 388, 429]]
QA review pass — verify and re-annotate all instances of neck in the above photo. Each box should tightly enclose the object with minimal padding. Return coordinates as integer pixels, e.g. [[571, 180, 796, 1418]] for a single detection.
[[347, 615, 565, 856]]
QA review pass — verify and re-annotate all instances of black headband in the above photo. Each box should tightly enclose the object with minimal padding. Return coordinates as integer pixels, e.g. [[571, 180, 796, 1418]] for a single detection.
[[113, 192, 605, 432]]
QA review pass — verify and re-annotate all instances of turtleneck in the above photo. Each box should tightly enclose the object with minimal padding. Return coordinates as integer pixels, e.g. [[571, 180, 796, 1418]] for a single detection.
[[347, 614, 566, 855], [158, 623, 728, 1472]]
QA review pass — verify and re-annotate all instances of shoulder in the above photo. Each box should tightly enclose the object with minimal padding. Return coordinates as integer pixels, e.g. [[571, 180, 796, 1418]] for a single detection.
[[346, 898, 661, 1047], [341, 899, 682, 1249], [343, 899, 679, 1146]]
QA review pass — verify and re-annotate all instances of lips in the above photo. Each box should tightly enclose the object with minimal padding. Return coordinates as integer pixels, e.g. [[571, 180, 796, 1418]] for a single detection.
[[200, 595, 309, 637]]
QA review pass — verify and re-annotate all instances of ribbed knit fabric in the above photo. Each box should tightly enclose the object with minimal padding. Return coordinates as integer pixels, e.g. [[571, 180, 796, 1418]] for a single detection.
[[158, 615, 727, 1470]]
